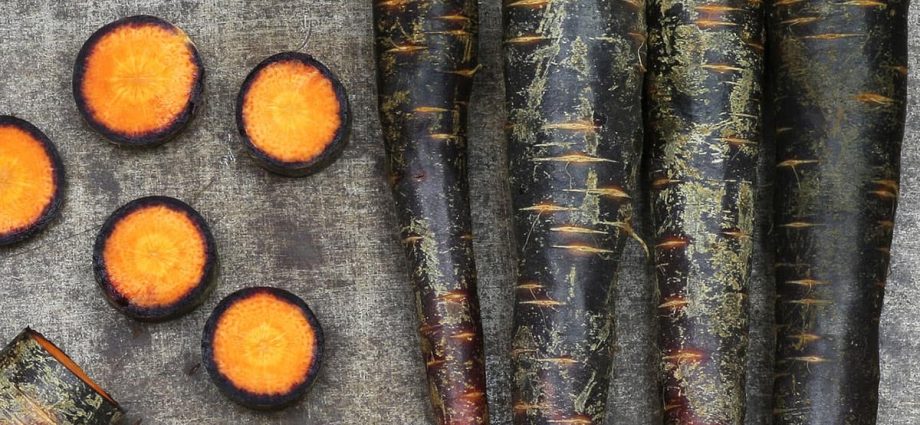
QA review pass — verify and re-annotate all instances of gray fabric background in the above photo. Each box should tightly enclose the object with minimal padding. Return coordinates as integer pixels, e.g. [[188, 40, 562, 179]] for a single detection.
[[0, 1, 916, 423]]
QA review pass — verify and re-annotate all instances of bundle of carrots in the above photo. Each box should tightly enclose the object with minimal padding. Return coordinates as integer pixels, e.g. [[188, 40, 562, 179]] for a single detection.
[[379, 0, 908, 424]]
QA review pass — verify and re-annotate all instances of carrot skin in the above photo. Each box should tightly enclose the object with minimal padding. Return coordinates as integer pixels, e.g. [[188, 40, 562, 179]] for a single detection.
[[645, 1, 765, 423], [502, 1, 646, 423], [373, 1, 488, 424], [0, 329, 123, 424], [768, 2, 908, 424]]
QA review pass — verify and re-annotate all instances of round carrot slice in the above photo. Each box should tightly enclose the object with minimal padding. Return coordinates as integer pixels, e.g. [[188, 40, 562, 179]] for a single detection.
[[202, 287, 323, 410], [73, 15, 204, 146], [236, 52, 350, 176], [0, 116, 64, 246], [93, 196, 216, 321]]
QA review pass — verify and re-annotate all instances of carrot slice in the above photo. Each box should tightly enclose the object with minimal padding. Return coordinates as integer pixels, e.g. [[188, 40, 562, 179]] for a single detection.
[[93, 196, 216, 321], [202, 287, 323, 410], [0, 116, 64, 246], [237, 52, 350, 176], [73, 15, 203, 146]]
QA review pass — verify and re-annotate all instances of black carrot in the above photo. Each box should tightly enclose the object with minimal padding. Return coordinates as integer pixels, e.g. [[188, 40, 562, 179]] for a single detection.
[[645, 1, 765, 423], [503, 0, 647, 423], [373, 0, 488, 423], [768, 1, 908, 423]]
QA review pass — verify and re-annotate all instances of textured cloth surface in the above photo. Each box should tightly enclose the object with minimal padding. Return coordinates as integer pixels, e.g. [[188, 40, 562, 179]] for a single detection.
[[0, 1, 917, 424]]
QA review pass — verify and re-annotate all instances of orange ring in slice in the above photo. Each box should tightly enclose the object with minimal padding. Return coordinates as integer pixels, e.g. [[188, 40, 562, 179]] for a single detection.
[[237, 52, 350, 176], [93, 196, 216, 321], [0, 116, 64, 246], [73, 15, 203, 146], [202, 287, 323, 410]]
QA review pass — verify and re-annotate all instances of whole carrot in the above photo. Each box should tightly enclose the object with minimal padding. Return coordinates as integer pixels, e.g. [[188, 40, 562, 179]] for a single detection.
[[768, 1, 908, 424], [503, 0, 646, 423], [645, 1, 764, 423], [373, 0, 488, 424]]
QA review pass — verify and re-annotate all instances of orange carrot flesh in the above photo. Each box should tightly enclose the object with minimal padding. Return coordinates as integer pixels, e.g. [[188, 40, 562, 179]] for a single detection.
[[211, 292, 317, 395], [0, 117, 63, 245], [74, 15, 203, 146], [101, 205, 207, 308], [94, 196, 217, 321], [236, 51, 350, 177], [241, 60, 342, 163], [0, 127, 56, 235], [202, 287, 324, 410]]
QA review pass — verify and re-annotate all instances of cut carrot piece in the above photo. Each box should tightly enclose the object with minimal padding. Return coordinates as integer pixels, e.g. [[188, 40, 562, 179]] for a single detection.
[[237, 52, 350, 176], [0, 328, 123, 424], [93, 196, 216, 321], [202, 287, 323, 410], [29, 330, 117, 405], [0, 116, 64, 246], [73, 15, 204, 146]]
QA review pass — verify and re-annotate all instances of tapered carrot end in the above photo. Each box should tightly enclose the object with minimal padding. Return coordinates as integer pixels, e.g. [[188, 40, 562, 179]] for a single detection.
[[73, 15, 204, 147], [93, 196, 217, 321], [202, 287, 323, 410], [236, 52, 350, 177], [0, 116, 64, 246]]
